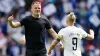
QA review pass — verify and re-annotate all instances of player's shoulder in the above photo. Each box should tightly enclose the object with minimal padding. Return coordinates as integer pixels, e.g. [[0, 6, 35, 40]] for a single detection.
[[59, 27, 67, 32], [71, 26, 82, 30], [76, 27, 83, 31], [66, 26, 83, 32], [74, 27, 85, 33]]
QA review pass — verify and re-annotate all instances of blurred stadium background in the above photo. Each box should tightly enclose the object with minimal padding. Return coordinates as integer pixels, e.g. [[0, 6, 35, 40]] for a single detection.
[[0, 0, 100, 56]]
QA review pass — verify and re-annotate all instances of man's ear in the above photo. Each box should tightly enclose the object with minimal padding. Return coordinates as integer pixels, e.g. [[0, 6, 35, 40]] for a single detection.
[[30, 8, 32, 12], [66, 20, 68, 24]]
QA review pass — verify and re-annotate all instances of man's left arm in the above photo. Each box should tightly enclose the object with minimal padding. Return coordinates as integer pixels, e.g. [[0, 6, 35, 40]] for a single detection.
[[48, 39, 59, 55], [48, 28, 64, 49], [45, 18, 63, 49], [48, 28, 58, 39], [48, 36, 62, 55]]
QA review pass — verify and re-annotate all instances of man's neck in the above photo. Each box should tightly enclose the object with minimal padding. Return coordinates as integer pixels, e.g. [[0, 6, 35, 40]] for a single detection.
[[32, 14, 41, 18]]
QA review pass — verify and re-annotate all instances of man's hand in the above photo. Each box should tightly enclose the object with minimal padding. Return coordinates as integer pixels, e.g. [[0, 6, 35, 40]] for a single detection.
[[8, 15, 21, 28], [48, 49, 52, 55], [8, 15, 14, 22], [59, 43, 64, 51]]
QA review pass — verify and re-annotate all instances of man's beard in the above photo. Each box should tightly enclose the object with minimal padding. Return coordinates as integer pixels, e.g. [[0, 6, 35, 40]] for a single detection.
[[33, 13, 41, 18], [35, 13, 40, 16]]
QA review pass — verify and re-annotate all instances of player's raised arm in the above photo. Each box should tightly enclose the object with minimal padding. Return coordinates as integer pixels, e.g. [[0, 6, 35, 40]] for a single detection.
[[81, 28, 94, 40], [86, 29, 94, 40], [8, 15, 21, 28]]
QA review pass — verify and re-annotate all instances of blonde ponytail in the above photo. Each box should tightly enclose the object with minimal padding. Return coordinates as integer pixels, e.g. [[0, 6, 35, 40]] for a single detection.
[[67, 12, 76, 23], [69, 12, 74, 17]]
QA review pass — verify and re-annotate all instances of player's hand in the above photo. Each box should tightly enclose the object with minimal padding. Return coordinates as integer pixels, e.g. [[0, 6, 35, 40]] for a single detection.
[[59, 41, 64, 51], [48, 50, 52, 55], [59, 44, 64, 51], [89, 29, 94, 35], [8, 15, 14, 22]]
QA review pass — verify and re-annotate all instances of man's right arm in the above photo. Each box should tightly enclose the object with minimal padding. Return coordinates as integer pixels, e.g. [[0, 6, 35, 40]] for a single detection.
[[8, 15, 21, 28], [8, 21, 21, 28]]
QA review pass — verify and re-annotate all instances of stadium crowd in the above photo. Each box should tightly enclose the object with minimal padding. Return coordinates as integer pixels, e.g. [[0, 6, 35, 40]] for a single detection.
[[0, 0, 100, 56]]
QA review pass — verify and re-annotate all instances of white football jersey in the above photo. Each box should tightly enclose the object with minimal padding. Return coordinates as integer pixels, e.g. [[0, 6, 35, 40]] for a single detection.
[[58, 26, 88, 56]]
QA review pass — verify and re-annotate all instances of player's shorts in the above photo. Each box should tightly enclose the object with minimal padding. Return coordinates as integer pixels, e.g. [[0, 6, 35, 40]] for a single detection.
[[25, 47, 47, 56]]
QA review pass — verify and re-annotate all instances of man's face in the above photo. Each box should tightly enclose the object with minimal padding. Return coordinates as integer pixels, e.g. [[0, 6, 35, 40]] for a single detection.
[[31, 3, 41, 15]]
